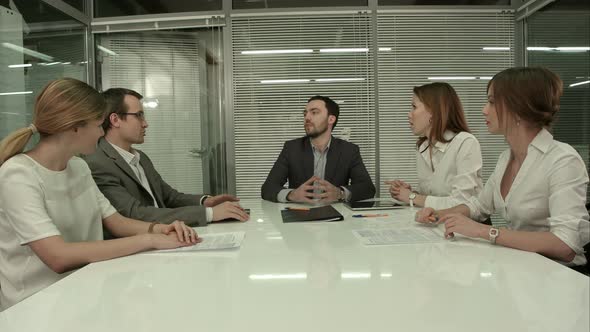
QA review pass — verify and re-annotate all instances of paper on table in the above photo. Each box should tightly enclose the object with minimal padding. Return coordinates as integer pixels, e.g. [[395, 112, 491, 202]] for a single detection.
[[352, 227, 445, 245], [151, 231, 245, 253]]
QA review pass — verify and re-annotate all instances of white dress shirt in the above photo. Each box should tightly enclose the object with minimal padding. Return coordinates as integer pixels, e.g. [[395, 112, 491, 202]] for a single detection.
[[466, 128, 590, 266], [417, 130, 483, 210]]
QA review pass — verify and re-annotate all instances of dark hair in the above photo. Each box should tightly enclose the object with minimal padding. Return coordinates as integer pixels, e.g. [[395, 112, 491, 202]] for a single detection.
[[307, 95, 340, 130], [101, 88, 144, 132], [413, 82, 470, 149], [488, 67, 562, 129]]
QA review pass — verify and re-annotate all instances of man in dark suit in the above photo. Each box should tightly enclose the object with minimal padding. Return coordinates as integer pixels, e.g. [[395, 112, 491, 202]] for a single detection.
[[85, 88, 249, 229], [261, 95, 375, 204]]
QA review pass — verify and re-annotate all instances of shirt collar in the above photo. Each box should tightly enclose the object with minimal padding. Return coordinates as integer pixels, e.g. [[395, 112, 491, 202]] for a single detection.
[[529, 128, 553, 154], [310, 137, 332, 154], [107, 140, 141, 166], [434, 130, 457, 152]]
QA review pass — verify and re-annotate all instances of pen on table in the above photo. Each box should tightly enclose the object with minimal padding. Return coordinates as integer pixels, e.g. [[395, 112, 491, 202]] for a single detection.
[[352, 214, 388, 218], [285, 207, 310, 211]]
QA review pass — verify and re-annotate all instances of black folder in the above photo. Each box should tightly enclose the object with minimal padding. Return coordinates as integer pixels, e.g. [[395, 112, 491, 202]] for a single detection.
[[281, 205, 344, 223]]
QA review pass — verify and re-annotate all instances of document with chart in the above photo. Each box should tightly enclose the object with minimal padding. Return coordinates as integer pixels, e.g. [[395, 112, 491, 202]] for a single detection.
[[152, 231, 246, 253], [352, 227, 445, 245]]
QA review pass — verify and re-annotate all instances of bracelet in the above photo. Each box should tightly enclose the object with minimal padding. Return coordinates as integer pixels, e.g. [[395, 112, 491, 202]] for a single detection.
[[147, 222, 159, 234]]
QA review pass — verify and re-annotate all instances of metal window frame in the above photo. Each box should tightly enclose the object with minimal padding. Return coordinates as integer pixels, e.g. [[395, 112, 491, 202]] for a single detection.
[[369, 0, 381, 196], [223, 0, 237, 195], [41, 0, 91, 25], [516, 0, 562, 67], [516, 0, 557, 21], [36, 0, 94, 85]]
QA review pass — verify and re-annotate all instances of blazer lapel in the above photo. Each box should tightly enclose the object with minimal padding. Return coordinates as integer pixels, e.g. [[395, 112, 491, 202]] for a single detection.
[[302, 138, 314, 180], [324, 137, 342, 183], [138, 155, 166, 207], [99, 138, 145, 190]]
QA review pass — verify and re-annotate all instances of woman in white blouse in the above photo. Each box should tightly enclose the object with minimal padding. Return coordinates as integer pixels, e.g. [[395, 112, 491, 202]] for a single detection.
[[387, 82, 483, 210], [416, 67, 590, 267], [0, 78, 201, 310]]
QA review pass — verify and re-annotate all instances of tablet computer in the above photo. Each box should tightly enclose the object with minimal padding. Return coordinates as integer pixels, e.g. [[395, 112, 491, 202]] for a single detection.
[[344, 201, 405, 211]]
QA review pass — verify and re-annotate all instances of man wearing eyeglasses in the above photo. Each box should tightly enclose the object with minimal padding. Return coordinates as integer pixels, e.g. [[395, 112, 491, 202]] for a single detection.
[[84, 88, 248, 236]]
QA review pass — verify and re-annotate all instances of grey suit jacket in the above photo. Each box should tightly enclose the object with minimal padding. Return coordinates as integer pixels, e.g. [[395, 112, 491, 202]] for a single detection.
[[261, 136, 376, 202], [84, 138, 207, 227]]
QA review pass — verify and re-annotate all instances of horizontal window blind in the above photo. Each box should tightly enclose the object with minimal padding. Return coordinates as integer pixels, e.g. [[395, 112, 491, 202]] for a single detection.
[[232, 13, 376, 198], [101, 33, 204, 194], [377, 12, 514, 223]]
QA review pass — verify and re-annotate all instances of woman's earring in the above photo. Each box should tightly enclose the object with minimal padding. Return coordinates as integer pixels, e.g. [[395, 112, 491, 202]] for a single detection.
[[429, 118, 432, 124]]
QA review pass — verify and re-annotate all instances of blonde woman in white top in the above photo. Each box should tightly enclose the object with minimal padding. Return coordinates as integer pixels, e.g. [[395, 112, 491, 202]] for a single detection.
[[387, 82, 483, 210], [416, 67, 590, 267], [0, 78, 200, 310]]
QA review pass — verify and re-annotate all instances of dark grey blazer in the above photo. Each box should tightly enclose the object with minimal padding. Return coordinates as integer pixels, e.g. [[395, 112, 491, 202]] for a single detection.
[[261, 136, 375, 202], [84, 138, 207, 227]]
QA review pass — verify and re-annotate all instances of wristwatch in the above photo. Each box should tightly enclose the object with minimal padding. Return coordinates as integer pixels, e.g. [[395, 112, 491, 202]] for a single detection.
[[489, 227, 499, 244], [338, 187, 345, 201], [408, 192, 417, 207]]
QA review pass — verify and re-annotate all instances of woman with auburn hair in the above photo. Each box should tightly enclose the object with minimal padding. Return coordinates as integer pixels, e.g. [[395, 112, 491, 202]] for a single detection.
[[0, 78, 201, 310], [386, 82, 483, 209], [415, 67, 590, 268]]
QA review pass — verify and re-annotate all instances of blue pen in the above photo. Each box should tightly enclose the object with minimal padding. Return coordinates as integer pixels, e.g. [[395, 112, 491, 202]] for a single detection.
[[352, 214, 388, 218]]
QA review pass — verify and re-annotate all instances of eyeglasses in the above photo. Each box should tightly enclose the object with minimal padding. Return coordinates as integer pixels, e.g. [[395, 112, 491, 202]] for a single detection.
[[117, 111, 145, 121]]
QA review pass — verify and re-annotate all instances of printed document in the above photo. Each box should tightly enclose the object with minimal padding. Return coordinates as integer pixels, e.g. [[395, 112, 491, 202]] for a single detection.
[[353, 227, 445, 245], [152, 231, 245, 253]]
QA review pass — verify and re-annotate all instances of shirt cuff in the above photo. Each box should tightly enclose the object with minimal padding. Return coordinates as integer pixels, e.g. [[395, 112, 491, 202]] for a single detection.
[[341, 187, 352, 202], [206, 207, 213, 223], [278, 189, 293, 203], [200, 195, 211, 206]]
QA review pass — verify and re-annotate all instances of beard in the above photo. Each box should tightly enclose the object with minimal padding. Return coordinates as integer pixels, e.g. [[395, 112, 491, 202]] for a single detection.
[[305, 119, 329, 138], [305, 123, 329, 138]]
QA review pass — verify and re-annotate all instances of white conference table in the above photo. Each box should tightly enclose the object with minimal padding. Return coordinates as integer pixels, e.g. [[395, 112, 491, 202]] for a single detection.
[[0, 199, 588, 332]]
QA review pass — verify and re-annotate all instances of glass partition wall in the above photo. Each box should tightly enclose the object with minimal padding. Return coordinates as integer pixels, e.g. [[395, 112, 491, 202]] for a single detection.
[[0, 0, 87, 145], [525, 0, 590, 201], [2, 0, 587, 205], [94, 24, 226, 195]]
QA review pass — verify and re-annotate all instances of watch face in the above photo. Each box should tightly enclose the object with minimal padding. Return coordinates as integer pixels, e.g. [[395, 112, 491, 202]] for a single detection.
[[489, 228, 499, 244], [409, 193, 417, 199]]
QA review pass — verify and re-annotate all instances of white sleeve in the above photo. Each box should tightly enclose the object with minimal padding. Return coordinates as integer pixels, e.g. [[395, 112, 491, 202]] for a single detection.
[[425, 137, 483, 210], [94, 182, 117, 219], [546, 154, 590, 256], [0, 165, 60, 245]]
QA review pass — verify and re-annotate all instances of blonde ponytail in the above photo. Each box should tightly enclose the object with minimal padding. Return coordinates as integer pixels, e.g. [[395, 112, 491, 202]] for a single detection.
[[0, 78, 106, 167], [0, 126, 36, 166]]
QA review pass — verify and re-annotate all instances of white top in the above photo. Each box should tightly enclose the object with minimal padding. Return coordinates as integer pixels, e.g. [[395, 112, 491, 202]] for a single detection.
[[417, 130, 483, 210], [108, 141, 159, 208], [0, 199, 588, 332], [0, 155, 116, 310], [466, 129, 590, 266]]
